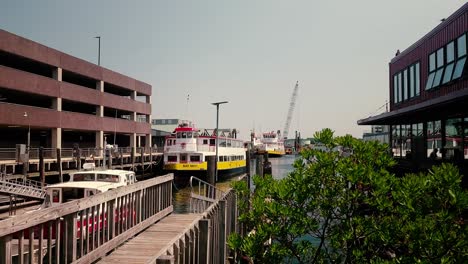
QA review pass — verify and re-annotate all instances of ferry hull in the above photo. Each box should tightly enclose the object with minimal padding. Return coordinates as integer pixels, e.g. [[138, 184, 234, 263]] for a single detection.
[[164, 160, 246, 171]]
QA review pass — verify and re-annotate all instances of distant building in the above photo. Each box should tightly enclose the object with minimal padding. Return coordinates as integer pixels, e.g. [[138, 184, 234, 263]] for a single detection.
[[358, 3, 468, 178], [362, 125, 390, 144], [0, 29, 152, 150], [151, 119, 192, 133]]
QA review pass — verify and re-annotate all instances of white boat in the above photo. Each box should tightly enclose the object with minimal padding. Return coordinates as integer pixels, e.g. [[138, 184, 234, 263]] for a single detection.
[[163, 123, 246, 175], [256, 130, 286, 157], [43, 164, 136, 207]]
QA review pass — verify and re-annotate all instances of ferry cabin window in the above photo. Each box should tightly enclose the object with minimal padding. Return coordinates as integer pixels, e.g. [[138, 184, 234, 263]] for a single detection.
[[187, 132, 193, 138], [210, 139, 215, 145], [167, 139, 172, 146], [73, 173, 95, 181], [181, 155, 187, 162], [190, 155, 200, 162], [203, 139, 208, 145], [168, 155, 177, 162], [62, 188, 85, 203], [97, 174, 119, 182]]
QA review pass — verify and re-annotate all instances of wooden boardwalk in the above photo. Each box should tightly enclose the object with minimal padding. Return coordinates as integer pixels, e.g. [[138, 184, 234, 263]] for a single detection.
[[97, 213, 202, 264]]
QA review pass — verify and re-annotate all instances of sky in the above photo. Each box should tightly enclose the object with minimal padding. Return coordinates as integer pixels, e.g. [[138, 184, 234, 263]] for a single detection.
[[0, 0, 465, 140]]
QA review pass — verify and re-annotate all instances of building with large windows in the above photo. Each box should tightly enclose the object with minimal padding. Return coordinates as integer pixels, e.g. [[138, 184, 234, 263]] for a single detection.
[[358, 3, 468, 178], [0, 29, 152, 151]]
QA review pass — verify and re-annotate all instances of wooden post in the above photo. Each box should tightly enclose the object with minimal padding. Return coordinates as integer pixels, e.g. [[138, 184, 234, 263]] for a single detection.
[[207, 156, 216, 198], [149, 147, 153, 173], [0, 235, 12, 264], [39, 147, 45, 188], [256, 155, 264, 177], [57, 148, 63, 182], [219, 200, 227, 264], [198, 219, 211, 264], [77, 148, 82, 171], [207, 156, 216, 185], [131, 147, 135, 170], [107, 149, 112, 169], [140, 147, 144, 166], [156, 255, 175, 264], [66, 214, 78, 263]]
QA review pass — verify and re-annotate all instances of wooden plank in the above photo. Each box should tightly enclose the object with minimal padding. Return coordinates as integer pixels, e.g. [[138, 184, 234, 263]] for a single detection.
[[156, 255, 175, 264], [0, 173, 174, 237], [72, 206, 173, 264]]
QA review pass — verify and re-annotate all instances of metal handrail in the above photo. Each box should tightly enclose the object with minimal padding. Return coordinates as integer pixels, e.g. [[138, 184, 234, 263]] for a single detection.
[[189, 176, 226, 213]]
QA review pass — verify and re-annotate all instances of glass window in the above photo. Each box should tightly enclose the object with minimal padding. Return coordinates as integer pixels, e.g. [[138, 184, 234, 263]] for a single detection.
[[403, 69, 408, 100], [393, 75, 399, 103], [444, 118, 463, 160], [203, 139, 208, 144], [447, 41, 455, 63], [425, 72, 435, 90], [190, 155, 200, 162], [429, 52, 436, 71], [442, 62, 455, 84], [457, 34, 466, 58], [432, 68, 444, 88], [452, 57, 466, 80], [398, 72, 403, 102], [427, 120, 442, 159], [209, 139, 215, 145], [409, 65, 415, 98], [436, 48, 444, 68], [168, 155, 177, 162], [415, 63, 420, 96]]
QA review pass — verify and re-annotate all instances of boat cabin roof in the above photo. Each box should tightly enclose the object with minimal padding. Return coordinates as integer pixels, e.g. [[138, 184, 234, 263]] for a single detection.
[[45, 181, 119, 192]]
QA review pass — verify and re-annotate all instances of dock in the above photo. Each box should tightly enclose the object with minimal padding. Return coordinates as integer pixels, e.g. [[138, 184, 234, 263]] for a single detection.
[[0, 173, 245, 264]]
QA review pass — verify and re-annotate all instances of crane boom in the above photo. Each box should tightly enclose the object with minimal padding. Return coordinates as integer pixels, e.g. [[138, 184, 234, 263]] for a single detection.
[[282, 81, 299, 139]]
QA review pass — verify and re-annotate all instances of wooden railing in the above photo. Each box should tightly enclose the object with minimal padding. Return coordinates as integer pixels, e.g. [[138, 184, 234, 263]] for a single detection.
[[0, 174, 173, 264], [156, 176, 246, 264]]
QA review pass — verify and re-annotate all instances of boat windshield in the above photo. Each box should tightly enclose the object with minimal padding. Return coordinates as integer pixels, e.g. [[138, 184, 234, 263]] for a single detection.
[[73, 173, 95, 181], [97, 174, 120, 182]]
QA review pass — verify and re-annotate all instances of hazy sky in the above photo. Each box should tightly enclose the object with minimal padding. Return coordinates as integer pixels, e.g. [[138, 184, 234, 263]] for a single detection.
[[1, 1, 465, 140]]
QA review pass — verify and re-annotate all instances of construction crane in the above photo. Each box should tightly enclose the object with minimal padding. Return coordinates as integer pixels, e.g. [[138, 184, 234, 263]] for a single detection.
[[282, 81, 299, 140]]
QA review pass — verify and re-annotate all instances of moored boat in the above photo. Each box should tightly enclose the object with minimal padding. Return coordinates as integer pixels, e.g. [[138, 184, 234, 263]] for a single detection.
[[163, 123, 246, 176], [256, 130, 286, 157]]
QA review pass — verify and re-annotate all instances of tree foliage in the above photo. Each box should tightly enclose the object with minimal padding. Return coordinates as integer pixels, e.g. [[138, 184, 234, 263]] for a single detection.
[[229, 128, 468, 263]]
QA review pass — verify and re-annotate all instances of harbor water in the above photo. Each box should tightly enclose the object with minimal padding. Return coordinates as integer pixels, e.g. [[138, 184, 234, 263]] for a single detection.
[[173, 154, 297, 213]]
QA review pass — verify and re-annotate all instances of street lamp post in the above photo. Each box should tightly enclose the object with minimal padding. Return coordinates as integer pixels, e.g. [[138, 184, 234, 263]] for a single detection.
[[211, 101, 228, 182], [23, 112, 30, 179], [95, 36, 101, 66]]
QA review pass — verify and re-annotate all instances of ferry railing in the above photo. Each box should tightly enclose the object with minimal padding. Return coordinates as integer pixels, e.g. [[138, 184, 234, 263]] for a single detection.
[[0, 173, 174, 264], [118, 147, 132, 156], [80, 148, 103, 158]]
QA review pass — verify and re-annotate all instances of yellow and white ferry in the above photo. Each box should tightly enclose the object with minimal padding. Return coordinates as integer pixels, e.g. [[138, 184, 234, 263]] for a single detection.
[[163, 123, 246, 175], [256, 130, 286, 157]]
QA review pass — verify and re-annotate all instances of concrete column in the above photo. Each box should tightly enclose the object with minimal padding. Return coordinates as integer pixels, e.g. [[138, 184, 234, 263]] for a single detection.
[[96, 81, 104, 117], [147, 133, 152, 147], [146, 95, 151, 104], [96, 80, 104, 92], [52, 128, 62, 149], [130, 133, 137, 156], [96, 131, 104, 156], [131, 90, 137, 100], [137, 135, 141, 147], [53, 67, 62, 81]]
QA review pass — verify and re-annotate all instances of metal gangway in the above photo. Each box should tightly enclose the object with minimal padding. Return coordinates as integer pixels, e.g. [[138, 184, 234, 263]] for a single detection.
[[0, 177, 46, 200], [189, 176, 228, 213]]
